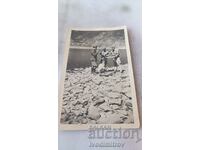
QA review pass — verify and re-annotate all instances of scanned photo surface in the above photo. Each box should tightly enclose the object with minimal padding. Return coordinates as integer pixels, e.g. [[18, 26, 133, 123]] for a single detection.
[[59, 27, 140, 130]]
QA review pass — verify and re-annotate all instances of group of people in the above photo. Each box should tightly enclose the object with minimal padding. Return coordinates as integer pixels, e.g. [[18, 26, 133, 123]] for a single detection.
[[90, 46, 121, 74]]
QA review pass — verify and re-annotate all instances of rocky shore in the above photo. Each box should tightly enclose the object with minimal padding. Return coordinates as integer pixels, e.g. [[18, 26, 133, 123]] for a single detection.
[[60, 64, 134, 124]]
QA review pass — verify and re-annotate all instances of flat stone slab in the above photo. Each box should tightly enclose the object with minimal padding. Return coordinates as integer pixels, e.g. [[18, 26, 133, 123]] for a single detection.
[[88, 105, 101, 120]]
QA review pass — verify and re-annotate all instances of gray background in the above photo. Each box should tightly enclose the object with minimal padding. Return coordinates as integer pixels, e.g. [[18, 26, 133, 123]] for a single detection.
[[58, 0, 142, 149]]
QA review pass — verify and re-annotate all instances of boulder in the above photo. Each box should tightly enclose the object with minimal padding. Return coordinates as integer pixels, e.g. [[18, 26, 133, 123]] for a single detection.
[[93, 80, 103, 85], [73, 110, 81, 116], [72, 100, 81, 106], [99, 103, 112, 112], [109, 99, 122, 106], [117, 110, 128, 116], [97, 113, 124, 124], [108, 92, 121, 99], [87, 105, 100, 120], [81, 118, 88, 124], [88, 120, 96, 124], [93, 99, 105, 106], [110, 105, 120, 110], [76, 88, 84, 94]]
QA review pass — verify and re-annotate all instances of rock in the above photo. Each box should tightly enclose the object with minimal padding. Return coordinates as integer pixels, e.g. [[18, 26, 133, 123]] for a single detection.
[[118, 110, 128, 116], [64, 86, 73, 93], [72, 100, 81, 106], [88, 105, 101, 120], [73, 88, 83, 94], [61, 112, 75, 123], [73, 104, 83, 110], [125, 102, 132, 108], [115, 78, 121, 84], [73, 110, 81, 116], [97, 113, 124, 124], [60, 108, 67, 123], [108, 92, 121, 99], [99, 103, 112, 112], [60, 108, 74, 122], [82, 100, 88, 107], [121, 75, 128, 79], [75, 115, 84, 123], [110, 105, 120, 110], [83, 93, 93, 100], [92, 96, 98, 101], [78, 97, 89, 105], [93, 80, 103, 85], [64, 80, 71, 88], [61, 108, 66, 114], [84, 67, 91, 73], [81, 118, 88, 124], [109, 99, 122, 106], [88, 120, 96, 124], [63, 96, 72, 102], [79, 107, 87, 115], [61, 64, 134, 124], [83, 86, 91, 94], [124, 119, 132, 124], [124, 111, 134, 123], [94, 99, 105, 106], [96, 92, 105, 98], [91, 89, 98, 97], [62, 101, 69, 106]]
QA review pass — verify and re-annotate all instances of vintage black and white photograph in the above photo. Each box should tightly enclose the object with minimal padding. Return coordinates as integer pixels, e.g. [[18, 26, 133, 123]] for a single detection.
[[59, 27, 140, 130]]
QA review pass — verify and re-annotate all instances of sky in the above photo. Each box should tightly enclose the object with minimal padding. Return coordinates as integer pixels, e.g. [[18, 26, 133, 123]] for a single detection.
[[70, 29, 125, 48]]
